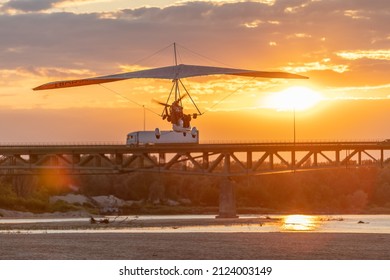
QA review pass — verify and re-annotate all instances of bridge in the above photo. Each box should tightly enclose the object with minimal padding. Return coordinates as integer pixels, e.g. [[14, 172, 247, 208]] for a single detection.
[[1, 141, 389, 217]]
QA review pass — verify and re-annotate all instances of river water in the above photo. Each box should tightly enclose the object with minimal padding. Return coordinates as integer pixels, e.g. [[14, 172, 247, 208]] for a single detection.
[[1, 214, 390, 234]]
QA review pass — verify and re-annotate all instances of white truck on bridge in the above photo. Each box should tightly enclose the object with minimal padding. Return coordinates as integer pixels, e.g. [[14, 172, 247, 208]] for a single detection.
[[126, 129, 199, 145]]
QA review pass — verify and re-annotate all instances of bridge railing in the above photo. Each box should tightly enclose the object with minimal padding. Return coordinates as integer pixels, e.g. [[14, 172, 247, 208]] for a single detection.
[[0, 141, 125, 147], [201, 138, 384, 144]]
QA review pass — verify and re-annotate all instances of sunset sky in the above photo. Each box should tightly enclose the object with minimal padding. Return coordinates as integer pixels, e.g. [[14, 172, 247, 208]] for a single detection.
[[0, 0, 389, 142]]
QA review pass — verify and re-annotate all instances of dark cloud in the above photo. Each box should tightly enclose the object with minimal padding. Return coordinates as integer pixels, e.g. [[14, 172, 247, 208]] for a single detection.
[[0, 0, 389, 83], [1, 0, 60, 12]]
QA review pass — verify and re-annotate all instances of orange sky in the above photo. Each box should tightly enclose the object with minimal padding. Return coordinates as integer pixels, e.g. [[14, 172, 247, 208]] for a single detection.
[[0, 0, 389, 142]]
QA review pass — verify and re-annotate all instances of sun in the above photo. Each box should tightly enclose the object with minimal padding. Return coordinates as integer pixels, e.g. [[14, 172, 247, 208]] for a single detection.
[[263, 86, 323, 111]]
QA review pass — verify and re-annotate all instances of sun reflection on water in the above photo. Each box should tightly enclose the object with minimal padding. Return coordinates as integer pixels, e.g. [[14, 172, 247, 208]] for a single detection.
[[282, 215, 318, 231]]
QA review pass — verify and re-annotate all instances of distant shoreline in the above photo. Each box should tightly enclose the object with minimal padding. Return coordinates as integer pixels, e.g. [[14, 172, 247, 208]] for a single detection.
[[0, 207, 390, 222], [2, 205, 390, 219]]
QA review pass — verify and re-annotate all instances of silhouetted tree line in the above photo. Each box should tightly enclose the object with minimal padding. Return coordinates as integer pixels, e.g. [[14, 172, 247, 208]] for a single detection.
[[2, 165, 390, 213]]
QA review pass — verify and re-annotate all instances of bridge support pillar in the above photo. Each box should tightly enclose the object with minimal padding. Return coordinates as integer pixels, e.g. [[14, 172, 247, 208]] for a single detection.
[[216, 177, 238, 218]]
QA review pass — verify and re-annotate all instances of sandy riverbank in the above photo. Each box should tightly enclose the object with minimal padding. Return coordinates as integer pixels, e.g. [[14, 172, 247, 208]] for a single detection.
[[1, 231, 390, 259]]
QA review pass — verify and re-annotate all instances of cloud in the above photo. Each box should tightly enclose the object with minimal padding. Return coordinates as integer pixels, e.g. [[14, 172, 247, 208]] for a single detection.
[[336, 50, 390, 61], [281, 59, 349, 73], [1, 0, 59, 12], [0, 0, 389, 99], [0, 0, 94, 13]]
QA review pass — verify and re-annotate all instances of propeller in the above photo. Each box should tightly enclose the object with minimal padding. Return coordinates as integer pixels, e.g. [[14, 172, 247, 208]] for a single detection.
[[177, 93, 188, 103], [152, 99, 170, 119], [152, 99, 170, 107], [152, 93, 188, 108]]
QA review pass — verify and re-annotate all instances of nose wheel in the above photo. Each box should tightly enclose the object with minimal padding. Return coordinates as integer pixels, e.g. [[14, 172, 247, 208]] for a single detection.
[[155, 128, 161, 139]]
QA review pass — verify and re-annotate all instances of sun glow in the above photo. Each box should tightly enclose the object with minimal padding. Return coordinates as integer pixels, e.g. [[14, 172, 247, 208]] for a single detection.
[[282, 215, 317, 231], [263, 86, 323, 111]]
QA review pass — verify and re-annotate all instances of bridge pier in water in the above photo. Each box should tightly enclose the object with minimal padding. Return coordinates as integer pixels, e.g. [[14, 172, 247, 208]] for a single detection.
[[216, 177, 238, 218]]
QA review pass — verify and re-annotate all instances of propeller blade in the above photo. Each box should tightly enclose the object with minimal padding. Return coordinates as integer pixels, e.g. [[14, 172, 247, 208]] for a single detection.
[[152, 99, 170, 107], [177, 93, 188, 103]]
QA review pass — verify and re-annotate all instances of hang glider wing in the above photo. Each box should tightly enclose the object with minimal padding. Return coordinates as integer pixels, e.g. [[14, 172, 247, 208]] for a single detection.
[[33, 64, 308, 91]]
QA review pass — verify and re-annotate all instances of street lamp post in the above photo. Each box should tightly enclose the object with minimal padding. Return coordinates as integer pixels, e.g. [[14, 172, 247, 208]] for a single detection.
[[293, 107, 296, 172]]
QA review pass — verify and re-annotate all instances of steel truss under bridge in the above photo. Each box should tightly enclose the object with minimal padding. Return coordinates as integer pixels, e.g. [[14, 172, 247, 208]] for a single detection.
[[2, 141, 390, 218], [0, 141, 389, 176]]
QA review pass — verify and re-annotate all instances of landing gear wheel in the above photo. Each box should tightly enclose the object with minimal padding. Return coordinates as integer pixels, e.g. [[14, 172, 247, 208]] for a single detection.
[[155, 128, 161, 139]]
